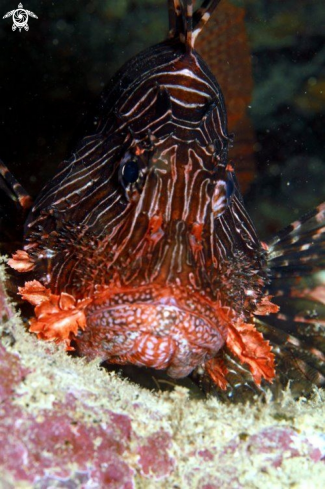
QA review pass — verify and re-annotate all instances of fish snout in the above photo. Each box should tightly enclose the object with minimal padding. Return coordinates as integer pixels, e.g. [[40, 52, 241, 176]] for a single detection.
[[74, 292, 226, 378]]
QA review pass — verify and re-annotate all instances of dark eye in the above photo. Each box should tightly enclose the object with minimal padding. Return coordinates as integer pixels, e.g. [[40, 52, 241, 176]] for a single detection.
[[119, 152, 146, 202], [122, 159, 139, 186], [119, 153, 141, 189]]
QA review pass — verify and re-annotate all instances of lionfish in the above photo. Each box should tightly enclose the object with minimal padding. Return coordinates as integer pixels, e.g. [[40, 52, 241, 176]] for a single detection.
[[1, 0, 324, 399]]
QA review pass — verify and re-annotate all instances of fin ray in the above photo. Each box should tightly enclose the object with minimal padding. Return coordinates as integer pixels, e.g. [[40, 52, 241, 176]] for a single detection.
[[256, 202, 325, 394]]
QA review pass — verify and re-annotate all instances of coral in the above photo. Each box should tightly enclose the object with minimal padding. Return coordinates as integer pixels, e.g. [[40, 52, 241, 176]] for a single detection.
[[0, 260, 325, 488]]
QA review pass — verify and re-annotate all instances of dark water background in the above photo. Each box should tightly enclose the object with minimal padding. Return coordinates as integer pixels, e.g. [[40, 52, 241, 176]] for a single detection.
[[0, 0, 324, 239]]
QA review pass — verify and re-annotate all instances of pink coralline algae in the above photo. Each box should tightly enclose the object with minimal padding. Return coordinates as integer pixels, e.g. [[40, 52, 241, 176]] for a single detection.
[[242, 427, 323, 466], [137, 430, 175, 479], [0, 393, 134, 487]]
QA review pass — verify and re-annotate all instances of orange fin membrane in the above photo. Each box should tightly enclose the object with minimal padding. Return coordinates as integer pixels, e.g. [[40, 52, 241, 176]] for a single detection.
[[206, 312, 276, 392], [8, 250, 35, 272], [19, 281, 92, 351]]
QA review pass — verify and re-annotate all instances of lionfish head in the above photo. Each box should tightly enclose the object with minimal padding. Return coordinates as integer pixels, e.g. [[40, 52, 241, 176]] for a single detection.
[[21, 1, 268, 378]]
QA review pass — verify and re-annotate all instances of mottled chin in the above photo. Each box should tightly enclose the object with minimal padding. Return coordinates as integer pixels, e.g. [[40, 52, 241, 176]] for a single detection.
[[74, 296, 227, 379]]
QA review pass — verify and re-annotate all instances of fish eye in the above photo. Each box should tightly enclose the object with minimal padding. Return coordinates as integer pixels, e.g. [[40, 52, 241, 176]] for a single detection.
[[121, 158, 139, 186], [119, 152, 141, 189], [119, 152, 146, 202]]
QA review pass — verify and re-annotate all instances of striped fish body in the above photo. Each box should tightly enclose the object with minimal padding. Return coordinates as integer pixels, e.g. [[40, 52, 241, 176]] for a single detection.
[[7, 1, 324, 397]]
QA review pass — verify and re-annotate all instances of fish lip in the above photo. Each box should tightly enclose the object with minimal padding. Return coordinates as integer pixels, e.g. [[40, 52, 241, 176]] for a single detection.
[[81, 291, 227, 372], [86, 297, 193, 318], [85, 290, 228, 343], [85, 284, 229, 340], [86, 294, 201, 320], [87, 285, 185, 311]]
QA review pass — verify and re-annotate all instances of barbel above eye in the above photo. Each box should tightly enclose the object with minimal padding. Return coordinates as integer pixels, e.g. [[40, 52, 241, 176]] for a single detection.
[[212, 170, 235, 219]]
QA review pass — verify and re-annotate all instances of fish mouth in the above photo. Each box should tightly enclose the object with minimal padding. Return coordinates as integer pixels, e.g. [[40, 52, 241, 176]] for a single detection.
[[74, 288, 227, 378]]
